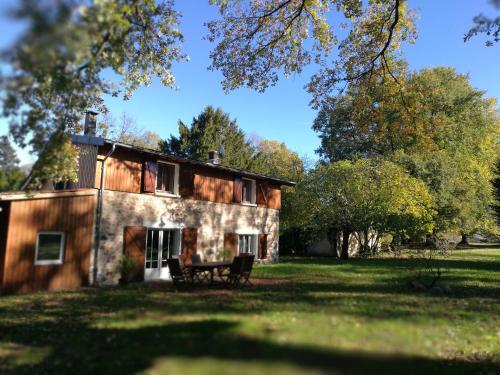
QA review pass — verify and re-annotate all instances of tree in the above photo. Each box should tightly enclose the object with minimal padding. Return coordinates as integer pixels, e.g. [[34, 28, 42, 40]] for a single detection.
[[208, 0, 416, 108], [465, 0, 500, 46], [250, 140, 306, 235], [493, 158, 500, 225], [98, 112, 162, 150], [313, 66, 500, 236], [299, 159, 435, 258], [160, 106, 255, 169], [0, 136, 20, 172], [0, 136, 27, 192], [1, 0, 186, 185]]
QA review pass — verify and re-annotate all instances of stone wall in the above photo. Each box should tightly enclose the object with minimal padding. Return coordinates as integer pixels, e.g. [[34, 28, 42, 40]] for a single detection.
[[96, 190, 280, 285]]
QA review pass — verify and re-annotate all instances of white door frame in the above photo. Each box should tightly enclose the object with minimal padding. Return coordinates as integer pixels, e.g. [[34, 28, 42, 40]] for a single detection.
[[144, 228, 181, 281]]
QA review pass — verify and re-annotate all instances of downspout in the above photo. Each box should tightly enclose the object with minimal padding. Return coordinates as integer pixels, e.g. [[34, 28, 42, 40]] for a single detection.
[[92, 143, 116, 285]]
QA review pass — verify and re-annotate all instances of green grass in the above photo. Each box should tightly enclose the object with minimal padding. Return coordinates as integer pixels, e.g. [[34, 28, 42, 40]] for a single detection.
[[0, 250, 499, 374]]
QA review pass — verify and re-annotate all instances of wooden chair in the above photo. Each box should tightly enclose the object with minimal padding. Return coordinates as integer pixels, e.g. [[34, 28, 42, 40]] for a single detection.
[[222, 255, 246, 288], [167, 258, 192, 289], [240, 254, 255, 287], [191, 254, 202, 264]]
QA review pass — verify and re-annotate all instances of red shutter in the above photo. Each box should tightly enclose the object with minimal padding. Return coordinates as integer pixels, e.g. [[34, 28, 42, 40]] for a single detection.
[[233, 178, 243, 203], [181, 228, 198, 264], [179, 165, 194, 198], [123, 226, 147, 281], [258, 234, 268, 260], [143, 160, 157, 193], [256, 181, 269, 206], [224, 233, 238, 257]]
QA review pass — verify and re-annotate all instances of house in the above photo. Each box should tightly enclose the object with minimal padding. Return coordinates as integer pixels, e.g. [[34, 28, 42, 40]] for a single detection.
[[0, 112, 294, 294]]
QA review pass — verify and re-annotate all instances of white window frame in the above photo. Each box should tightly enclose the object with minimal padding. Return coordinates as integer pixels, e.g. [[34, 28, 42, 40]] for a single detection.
[[34, 231, 65, 265], [241, 178, 256, 205], [155, 161, 180, 197], [238, 234, 258, 257]]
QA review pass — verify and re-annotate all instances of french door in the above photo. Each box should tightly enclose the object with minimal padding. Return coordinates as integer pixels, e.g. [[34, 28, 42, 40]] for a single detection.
[[145, 229, 180, 280]]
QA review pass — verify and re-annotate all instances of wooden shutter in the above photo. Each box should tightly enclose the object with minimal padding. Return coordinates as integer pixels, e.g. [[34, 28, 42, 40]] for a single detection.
[[233, 178, 243, 203], [143, 160, 158, 193], [181, 228, 198, 264], [224, 233, 238, 257], [123, 226, 147, 282], [179, 165, 194, 198], [258, 234, 268, 260], [256, 181, 269, 206]]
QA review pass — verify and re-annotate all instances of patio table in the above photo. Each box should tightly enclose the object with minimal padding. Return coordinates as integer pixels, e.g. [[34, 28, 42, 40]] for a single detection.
[[187, 261, 232, 284]]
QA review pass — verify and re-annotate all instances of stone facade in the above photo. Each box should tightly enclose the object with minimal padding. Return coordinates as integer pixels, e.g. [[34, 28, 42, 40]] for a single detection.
[[95, 190, 280, 285]]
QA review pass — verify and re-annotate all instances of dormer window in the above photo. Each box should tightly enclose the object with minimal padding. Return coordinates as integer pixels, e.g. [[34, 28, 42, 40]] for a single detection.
[[156, 161, 179, 196], [242, 178, 256, 204]]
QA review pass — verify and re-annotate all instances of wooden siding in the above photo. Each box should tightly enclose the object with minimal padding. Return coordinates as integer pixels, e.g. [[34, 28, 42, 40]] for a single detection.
[[1, 194, 96, 294], [0, 202, 10, 291], [193, 172, 233, 204], [95, 149, 142, 193], [93, 146, 283, 208], [75, 144, 98, 188], [267, 185, 281, 210]]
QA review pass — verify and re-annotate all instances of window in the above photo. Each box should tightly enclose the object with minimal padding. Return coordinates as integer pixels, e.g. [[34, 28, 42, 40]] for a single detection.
[[238, 234, 257, 256], [242, 178, 256, 204], [156, 162, 178, 195], [35, 232, 65, 265]]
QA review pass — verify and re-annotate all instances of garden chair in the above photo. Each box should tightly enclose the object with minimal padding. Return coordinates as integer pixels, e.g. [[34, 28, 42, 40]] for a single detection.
[[190, 253, 211, 283], [240, 254, 255, 287], [167, 258, 192, 289], [222, 255, 246, 288]]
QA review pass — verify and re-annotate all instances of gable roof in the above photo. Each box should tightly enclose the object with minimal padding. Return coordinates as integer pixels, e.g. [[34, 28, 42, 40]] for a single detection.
[[73, 135, 295, 186]]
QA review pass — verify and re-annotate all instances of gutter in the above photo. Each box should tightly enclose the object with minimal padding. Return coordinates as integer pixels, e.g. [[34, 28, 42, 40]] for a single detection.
[[92, 142, 116, 285]]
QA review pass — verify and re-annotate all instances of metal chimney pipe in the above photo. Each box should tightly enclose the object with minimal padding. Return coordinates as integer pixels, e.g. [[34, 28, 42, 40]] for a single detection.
[[208, 150, 220, 164], [84, 111, 98, 136]]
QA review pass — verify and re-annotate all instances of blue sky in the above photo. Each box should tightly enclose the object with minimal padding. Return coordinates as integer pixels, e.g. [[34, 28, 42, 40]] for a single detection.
[[1, 0, 499, 165]]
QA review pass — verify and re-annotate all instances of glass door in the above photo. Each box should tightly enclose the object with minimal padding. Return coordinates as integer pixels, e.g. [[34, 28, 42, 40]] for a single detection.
[[145, 229, 180, 280]]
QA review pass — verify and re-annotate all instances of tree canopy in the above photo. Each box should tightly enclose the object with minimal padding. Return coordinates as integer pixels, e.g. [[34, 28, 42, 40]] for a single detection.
[[313, 66, 500, 235], [160, 106, 255, 170], [297, 158, 435, 257], [1, 0, 185, 185], [0, 136, 27, 192]]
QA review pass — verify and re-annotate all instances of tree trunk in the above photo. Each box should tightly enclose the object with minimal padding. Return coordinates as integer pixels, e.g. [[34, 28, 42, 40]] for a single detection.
[[341, 230, 350, 259], [327, 228, 339, 258], [459, 233, 468, 245]]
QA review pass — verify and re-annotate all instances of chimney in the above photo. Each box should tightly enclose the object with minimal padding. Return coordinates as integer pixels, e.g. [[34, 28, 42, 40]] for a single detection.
[[84, 111, 98, 136], [208, 150, 220, 164]]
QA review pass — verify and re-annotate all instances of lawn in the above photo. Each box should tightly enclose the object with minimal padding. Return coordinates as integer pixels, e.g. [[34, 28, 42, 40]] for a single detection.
[[0, 250, 498, 374]]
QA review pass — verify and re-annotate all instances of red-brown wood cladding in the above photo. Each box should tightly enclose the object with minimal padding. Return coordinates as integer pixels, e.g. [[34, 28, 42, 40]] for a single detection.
[[95, 147, 282, 208], [1, 194, 96, 294], [123, 226, 147, 282], [194, 172, 233, 204], [0, 202, 10, 291], [181, 228, 197, 264], [224, 233, 238, 257]]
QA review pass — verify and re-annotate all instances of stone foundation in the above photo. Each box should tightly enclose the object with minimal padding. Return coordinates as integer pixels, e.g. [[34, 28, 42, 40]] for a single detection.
[[96, 190, 279, 285]]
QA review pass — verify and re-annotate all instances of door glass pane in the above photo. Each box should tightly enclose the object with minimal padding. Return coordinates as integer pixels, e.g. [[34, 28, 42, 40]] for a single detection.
[[151, 230, 159, 269], [161, 230, 170, 267]]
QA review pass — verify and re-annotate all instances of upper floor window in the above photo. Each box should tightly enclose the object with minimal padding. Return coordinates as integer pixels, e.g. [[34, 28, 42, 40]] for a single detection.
[[35, 231, 65, 265], [242, 178, 256, 204], [156, 162, 179, 195]]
